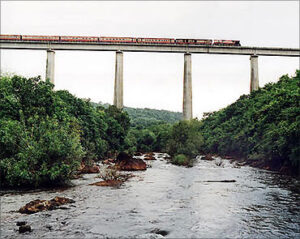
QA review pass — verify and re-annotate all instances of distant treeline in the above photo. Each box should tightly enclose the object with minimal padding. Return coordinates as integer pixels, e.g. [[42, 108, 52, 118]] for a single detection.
[[91, 102, 183, 128]]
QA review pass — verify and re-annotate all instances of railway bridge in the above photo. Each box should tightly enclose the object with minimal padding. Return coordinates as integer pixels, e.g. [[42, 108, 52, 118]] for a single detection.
[[0, 39, 299, 120]]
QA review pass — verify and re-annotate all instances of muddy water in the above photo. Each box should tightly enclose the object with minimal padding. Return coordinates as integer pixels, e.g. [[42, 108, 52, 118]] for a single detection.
[[1, 154, 299, 238]]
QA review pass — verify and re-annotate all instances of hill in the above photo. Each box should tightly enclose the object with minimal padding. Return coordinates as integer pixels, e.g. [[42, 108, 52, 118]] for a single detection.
[[199, 70, 300, 175], [91, 102, 183, 128], [124, 107, 182, 128]]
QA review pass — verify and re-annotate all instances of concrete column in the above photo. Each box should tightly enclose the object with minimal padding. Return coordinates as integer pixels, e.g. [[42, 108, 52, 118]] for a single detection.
[[250, 55, 259, 92], [114, 51, 124, 109], [183, 53, 193, 120], [46, 50, 55, 84]]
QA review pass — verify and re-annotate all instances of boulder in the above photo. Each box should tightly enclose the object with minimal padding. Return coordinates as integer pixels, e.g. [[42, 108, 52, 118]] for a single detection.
[[279, 166, 291, 175], [115, 152, 147, 171], [144, 153, 156, 160], [201, 154, 214, 161], [51, 196, 75, 206], [223, 155, 234, 159], [19, 199, 51, 214], [80, 160, 100, 174], [146, 152, 155, 156], [102, 158, 115, 165], [16, 221, 27, 226], [150, 228, 169, 236], [19, 224, 31, 233], [90, 180, 123, 187], [19, 197, 75, 214], [134, 152, 143, 156]]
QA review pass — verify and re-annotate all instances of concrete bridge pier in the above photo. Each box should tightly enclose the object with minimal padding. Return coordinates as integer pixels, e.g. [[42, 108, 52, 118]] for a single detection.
[[114, 51, 124, 109], [250, 55, 259, 92], [46, 50, 55, 84], [183, 53, 193, 120]]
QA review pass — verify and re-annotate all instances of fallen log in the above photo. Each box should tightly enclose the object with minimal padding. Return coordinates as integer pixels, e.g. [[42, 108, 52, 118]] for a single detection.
[[203, 180, 236, 183]]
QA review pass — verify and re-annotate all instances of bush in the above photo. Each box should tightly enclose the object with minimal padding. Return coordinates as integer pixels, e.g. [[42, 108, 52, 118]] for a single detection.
[[171, 154, 193, 167], [166, 119, 203, 159]]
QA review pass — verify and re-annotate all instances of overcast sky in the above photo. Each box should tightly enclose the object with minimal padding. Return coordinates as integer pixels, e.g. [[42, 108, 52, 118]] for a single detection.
[[1, 1, 299, 118]]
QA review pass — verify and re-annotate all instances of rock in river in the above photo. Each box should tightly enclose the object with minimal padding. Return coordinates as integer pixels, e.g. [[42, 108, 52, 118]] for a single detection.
[[19, 224, 32, 233], [16, 221, 27, 226], [19, 196, 75, 214], [90, 180, 123, 187], [79, 160, 100, 174], [144, 153, 156, 160], [201, 154, 214, 161], [115, 152, 146, 171]]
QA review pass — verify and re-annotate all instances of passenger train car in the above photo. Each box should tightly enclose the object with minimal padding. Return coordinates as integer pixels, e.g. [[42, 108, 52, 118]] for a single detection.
[[0, 34, 241, 46]]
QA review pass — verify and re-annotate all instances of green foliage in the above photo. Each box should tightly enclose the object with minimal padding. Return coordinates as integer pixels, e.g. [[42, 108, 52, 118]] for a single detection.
[[124, 123, 172, 153], [104, 105, 131, 154], [93, 101, 182, 129], [94, 101, 182, 154], [171, 154, 193, 167], [55, 90, 109, 159], [0, 75, 83, 187], [136, 129, 157, 152], [0, 75, 131, 187], [166, 119, 204, 159], [200, 70, 300, 174], [124, 107, 182, 129]]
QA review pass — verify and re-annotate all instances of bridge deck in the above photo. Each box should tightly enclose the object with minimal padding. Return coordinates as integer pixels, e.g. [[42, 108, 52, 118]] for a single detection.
[[0, 40, 299, 56]]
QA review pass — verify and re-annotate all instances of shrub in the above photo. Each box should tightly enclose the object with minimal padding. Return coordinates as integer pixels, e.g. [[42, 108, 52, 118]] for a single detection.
[[0, 75, 84, 187], [166, 119, 203, 159], [171, 154, 193, 167]]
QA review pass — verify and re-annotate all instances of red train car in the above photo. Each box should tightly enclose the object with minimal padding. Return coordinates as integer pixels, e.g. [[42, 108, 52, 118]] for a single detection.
[[22, 35, 60, 41], [0, 34, 21, 40], [195, 39, 213, 45], [176, 39, 196, 44], [0, 34, 241, 47], [60, 36, 99, 42], [100, 37, 136, 43], [176, 39, 212, 45], [137, 38, 175, 44], [213, 39, 241, 46]]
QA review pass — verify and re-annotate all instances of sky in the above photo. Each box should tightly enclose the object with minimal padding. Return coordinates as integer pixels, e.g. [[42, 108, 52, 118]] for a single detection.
[[1, 1, 299, 118]]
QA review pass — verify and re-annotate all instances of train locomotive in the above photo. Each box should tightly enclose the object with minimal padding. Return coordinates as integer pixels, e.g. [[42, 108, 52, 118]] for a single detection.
[[0, 34, 241, 46]]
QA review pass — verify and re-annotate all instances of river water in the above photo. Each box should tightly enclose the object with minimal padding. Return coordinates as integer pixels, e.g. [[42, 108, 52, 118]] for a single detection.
[[1, 154, 299, 238]]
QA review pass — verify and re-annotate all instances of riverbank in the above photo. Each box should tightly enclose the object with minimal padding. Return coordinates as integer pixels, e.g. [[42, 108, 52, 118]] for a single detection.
[[1, 153, 299, 238], [201, 153, 299, 178]]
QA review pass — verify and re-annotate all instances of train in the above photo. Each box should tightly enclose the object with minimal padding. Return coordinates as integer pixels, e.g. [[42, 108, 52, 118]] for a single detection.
[[0, 34, 241, 46]]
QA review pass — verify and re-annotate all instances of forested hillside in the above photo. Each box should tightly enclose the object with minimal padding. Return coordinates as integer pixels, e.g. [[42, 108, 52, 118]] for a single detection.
[[198, 70, 300, 174], [124, 107, 182, 128], [92, 102, 182, 128], [167, 70, 299, 174]]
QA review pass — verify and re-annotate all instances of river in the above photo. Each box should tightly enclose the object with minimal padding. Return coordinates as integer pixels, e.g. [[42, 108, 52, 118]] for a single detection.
[[1, 153, 299, 238]]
